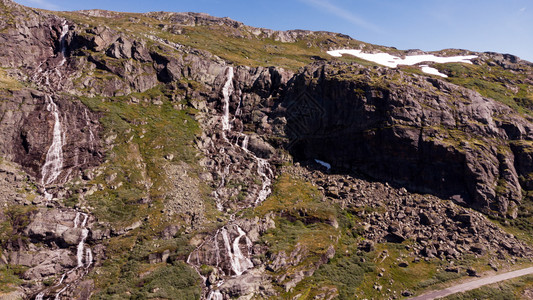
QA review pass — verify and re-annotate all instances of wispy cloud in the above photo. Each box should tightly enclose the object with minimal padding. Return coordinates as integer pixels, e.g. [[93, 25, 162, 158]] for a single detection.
[[19, 0, 60, 10], [299, 0, 382, 33]]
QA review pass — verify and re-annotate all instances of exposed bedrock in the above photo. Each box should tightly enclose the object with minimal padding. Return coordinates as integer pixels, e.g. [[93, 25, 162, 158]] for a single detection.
[[279, 63, 533, 216], [0, 89, 102, 183]]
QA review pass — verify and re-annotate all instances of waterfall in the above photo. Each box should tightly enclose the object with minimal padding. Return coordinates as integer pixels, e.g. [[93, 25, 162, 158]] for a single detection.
[[239, 134, 273, 205], [255, 158, 272, 205], [40, 21, 70, 187], [213, 67, 235, 210], [54, 213, 92, 299], [31, 21, 96, 300], [41, 95, 64, 186], [220, 226, 253, 276], [218, 66, 273, 207], [207, 290, 224, 300], [58, 22, 69, 67], [221, 67, 234, 133], [84, 109, 95, 144], [241, 135, 249, 150], [189, 66, 275, 299], [35, 211, 93, 299], [76, 214, 89, 267]]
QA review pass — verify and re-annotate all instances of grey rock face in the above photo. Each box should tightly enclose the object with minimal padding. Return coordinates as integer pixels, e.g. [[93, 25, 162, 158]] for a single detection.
[[0, 90, 102, 183], [278, 62, 533, 215]]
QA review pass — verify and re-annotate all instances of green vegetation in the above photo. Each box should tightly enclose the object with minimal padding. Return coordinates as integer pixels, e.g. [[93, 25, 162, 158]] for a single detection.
[[256, 173, 335, 221], [0, 206, 33, 293], [257, 174, 338, 254], [440, 62, 533, 116], [79, 85, 201, 227], [94, 260, 201, 299], [0, 205, 35, 248], [0, 264, 26, 293], [53, 9, 397, 71], [256, 174, 344, 296], [92, 228, 201, 298], [0, 68, 21, 90], [75, 83, 207, 296], [311, 253, 373, 299]]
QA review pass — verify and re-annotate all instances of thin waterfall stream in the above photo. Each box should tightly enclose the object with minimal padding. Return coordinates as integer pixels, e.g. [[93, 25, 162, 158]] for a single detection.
[[189, 66, 275, 299], [34, 21, 94, 300]]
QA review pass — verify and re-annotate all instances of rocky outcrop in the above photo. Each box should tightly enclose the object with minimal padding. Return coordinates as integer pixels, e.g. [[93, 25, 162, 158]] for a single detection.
[[2, 207, 99, 297], [0, 160, 35, 207], [277, 62, 533, 216], [146, 11, 350, 43], [3, 1, 533, 299], [0, 89, 102, 184]]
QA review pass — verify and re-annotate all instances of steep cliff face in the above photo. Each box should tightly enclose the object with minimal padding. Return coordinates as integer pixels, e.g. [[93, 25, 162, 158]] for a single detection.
[[1, 0, 533, 299], [0, 0, 103, 186], [1, 90, 101, 184], [279, 62, 533, 216]]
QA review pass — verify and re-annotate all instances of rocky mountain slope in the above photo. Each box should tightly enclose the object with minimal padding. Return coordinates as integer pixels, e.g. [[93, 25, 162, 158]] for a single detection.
[[1, 0, 533, 299]]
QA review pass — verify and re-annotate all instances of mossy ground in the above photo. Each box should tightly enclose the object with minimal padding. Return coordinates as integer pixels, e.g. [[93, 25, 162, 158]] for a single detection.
[[0, 68, 21, 90], [78, 85, 201, 227], [2, 6, 532, 299], [440, 62, 533, 116], [73, 84, 208, 296]]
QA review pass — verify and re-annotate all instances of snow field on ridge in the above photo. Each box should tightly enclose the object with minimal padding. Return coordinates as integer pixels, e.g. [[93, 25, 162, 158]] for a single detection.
[[327, 49, 477, 77]]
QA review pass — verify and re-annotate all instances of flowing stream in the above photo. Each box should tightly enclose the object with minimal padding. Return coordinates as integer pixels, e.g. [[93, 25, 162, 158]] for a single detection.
[[215, 66, 274, 208], [190, 66, 275, 298], [35, 212, 93, 300], [41, 95, 64, 188], [34, 21, 94, 300]]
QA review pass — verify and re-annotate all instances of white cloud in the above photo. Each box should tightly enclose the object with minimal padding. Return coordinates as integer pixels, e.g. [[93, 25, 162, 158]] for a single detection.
[[18, 0, 60, 10], [299, 0, 382, 33]]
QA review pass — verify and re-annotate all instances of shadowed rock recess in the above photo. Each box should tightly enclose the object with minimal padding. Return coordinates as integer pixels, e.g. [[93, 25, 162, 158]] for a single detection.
[[2, 0, 533, 299]]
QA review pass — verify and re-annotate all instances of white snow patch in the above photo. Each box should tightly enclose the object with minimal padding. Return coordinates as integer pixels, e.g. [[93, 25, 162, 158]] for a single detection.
[[420, 65, 448, 77], [315, 159, 331, 170], [327, 49, 477, 68]]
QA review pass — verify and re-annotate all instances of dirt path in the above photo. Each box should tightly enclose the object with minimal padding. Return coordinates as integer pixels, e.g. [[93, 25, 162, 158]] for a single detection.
[[409, 266, 533, 300]]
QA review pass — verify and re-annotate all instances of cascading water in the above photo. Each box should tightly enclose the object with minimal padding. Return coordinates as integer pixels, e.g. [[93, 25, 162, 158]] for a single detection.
[[239, 135, 273, 205], [221, 226, 253, 276], [255, 158, 273, 204], [216, 66, 273, 208], [41, 95, 64, 187], [189, 66, 275, 299], [58, 22, 69, 66], [221, 67, 234, 133], [53, 213, 92, 299], [206, 290, 224, 300], [33, 21, 94, 300], [39, 21, 70, 188], [34, 212, 93, 300], [84, 108, 95, 144]]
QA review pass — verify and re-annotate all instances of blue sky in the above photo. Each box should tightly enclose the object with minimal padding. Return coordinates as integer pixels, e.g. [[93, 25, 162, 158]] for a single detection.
[[15, 0, 533, 62]]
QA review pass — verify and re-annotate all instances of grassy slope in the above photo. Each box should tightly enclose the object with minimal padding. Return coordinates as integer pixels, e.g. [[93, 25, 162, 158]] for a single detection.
[[439, 62, 533, 116], [1, 6, 532, 299], [54, 10, 397, 71], [74, 86, 208, 297]]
